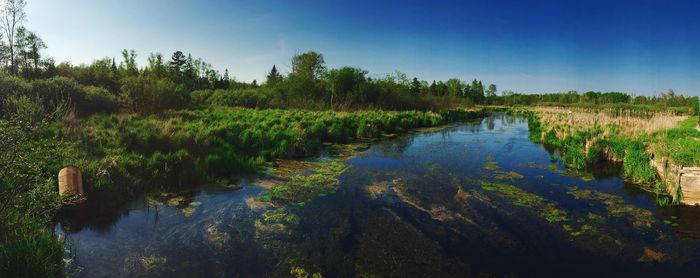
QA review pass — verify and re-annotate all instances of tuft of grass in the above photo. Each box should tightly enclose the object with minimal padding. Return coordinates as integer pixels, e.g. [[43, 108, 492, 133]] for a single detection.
[[0, 232, 65, 278]]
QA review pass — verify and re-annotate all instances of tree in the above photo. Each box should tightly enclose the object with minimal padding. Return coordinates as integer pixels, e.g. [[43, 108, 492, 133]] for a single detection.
[[291, 51, 325, 79], [169, 51, 186, 75], [168, 51, 186, 83], [486, 84, 497, 104], [469, 79, 484, 104], [223, 69, 230, 83], [446, 78, 464, 97], [486, 84, 497, 97], [120, 49, 138, 76], [410, 77, 421, 95], [1, 0, 26, 75], [120, 76, 188, 114], [325, 67, 368, 109], [266, 65, 282, 86], [146, 53, 165, 78]]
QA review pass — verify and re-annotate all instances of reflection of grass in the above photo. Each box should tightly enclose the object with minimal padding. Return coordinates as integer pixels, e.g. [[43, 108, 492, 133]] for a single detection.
[[568, 188, 654, 229]]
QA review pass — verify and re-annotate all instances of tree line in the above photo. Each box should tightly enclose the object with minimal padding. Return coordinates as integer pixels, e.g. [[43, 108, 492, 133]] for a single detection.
[[0, 0, 696, 117]]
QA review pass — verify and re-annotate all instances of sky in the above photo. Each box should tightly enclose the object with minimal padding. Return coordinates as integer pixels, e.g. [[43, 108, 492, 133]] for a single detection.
[[25, 0, 700, 95]]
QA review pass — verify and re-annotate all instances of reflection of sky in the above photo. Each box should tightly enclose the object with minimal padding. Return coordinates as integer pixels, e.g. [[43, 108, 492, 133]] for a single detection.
[[27, 0, 700, 94]]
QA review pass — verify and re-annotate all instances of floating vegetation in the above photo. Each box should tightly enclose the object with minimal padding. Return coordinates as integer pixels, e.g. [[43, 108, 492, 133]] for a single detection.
[[494, 171, 524, 180], [182, 201, 201, 217], [167, 196, 187, 206], [205, 224, 230, 249], [483, 156, 500, 171], [255, 208, 300, 240], [453, 186, 470, 202], [365, 182, 391, 200], [523, 162, 595, 182], [140, 256, 167, 271], [266, 160, 347, 205], [290, 266, 322, 278], [480, 181, 568, 223], [637, 247, 666, 263], [563, 224, 597, 237], [567, 188, 654, 229]]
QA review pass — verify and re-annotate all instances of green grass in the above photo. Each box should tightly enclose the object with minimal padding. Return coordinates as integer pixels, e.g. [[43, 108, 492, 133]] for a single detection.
[[0, 231, 65, 278], [653, 116, 700, 166]]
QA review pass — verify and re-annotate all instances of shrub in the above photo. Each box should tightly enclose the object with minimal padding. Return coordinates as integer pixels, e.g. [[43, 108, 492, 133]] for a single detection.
[[82, 86, 119, 115], [120, 76, 189, 114]]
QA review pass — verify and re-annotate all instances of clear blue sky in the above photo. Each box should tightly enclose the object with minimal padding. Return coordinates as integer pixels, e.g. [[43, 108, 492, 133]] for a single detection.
[[26, 0, 700, 95]]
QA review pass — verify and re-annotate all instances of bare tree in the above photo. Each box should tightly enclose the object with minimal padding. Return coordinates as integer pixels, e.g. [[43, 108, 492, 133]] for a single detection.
[[1, 0, 26, 75]]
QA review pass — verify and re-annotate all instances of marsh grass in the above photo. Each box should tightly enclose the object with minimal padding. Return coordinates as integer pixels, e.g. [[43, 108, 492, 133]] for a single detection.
[[0, 231, 65, 278]]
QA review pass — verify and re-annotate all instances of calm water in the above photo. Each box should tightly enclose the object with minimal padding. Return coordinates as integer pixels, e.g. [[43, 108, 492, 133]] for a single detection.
[[56, 115, 700, 277]]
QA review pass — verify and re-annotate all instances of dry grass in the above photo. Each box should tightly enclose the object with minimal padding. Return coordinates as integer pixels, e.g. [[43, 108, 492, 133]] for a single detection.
[[533, 107, 687, 137]]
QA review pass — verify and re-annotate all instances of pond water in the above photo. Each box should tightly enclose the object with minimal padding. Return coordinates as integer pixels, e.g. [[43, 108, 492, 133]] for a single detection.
[[56, 115, 700, 277]]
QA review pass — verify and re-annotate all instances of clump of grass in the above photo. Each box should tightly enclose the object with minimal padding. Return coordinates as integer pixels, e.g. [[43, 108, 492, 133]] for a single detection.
[[0, 232, 64, 278], [266, 161, 347, 205]]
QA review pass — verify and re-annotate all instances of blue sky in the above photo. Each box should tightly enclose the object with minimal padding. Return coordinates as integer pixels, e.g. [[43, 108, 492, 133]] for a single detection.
[[26, 0, 700, 95]]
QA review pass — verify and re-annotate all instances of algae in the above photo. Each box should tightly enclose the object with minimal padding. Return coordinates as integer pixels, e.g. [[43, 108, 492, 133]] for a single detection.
[[480, 181, 568, 223], [265, 160, 347, 205], [494, 171, 524, 180], [182, 201, 201, 217], [567, 188, 654, 229]]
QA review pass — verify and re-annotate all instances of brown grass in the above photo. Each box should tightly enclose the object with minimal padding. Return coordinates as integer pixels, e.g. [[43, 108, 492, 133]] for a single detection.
[[533, 107, 687, 136]]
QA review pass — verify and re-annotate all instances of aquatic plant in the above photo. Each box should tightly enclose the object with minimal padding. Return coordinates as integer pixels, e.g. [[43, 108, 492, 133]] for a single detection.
[[267, 161, 346, 205], [567, 188, 654, 229], [494, 171, 525, 180], [480, 181, 568, 223]]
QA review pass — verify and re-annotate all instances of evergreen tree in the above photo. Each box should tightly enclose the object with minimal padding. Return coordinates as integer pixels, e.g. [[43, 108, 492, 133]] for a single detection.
[[410, 77, 421, 95], [266, 65, 282, 86], [168, 51, 186, 81]]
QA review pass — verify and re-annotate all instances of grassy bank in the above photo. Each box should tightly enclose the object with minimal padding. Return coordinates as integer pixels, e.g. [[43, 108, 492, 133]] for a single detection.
[[514, 106, 698, 205], [0, 106, 486, 277], [68, 108, 486, 204]]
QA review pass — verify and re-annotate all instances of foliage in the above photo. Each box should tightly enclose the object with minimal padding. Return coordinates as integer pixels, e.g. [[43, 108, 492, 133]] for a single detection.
[[119, 75, 189, 114], [0, 96, 76, 278], [0, 231, 64, 278], [652, 116, 700, 166]]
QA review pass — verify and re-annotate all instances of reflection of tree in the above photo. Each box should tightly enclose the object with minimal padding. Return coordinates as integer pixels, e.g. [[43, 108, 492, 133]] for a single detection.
[[58, 191, 198, 234], [463, 119, 483, 133], [377, 135, 414, 157], [486, 116, 495, 130]]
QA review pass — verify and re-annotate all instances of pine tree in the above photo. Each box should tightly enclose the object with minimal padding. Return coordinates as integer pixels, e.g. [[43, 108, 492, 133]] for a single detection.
[[266, 65, 282, 86]]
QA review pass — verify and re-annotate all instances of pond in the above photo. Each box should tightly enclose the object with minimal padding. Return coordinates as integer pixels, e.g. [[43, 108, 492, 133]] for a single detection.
[[55, 115, 700, 277]]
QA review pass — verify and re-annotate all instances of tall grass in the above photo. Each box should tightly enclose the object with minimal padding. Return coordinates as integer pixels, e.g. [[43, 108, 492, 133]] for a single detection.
[[65, 107, 485, 206]]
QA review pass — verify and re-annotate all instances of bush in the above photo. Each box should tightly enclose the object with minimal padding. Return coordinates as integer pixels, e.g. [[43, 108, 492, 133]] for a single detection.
[[120, 76, 189, 114], [82, 86, 119, 115], [208, 88, 279, 108], [30, 77, 86, 116]]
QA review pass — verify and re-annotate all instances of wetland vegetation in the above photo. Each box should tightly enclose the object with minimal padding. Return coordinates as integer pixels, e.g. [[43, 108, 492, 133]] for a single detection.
[[2, 1, 700, 277]]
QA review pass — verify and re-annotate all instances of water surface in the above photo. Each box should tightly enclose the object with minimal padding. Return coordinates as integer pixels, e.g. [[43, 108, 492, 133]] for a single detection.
[[56, 115, 700, 277]]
